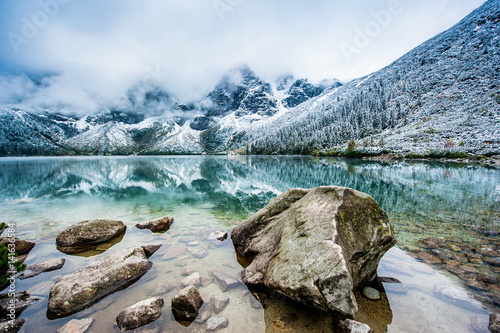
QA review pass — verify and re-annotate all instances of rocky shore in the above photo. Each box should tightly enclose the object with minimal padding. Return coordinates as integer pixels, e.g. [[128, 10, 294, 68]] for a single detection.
[[1, 186, 498, 332]]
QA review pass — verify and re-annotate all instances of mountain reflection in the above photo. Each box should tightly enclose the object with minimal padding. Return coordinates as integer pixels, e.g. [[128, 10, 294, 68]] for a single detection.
[[0, 156, 498, 227]]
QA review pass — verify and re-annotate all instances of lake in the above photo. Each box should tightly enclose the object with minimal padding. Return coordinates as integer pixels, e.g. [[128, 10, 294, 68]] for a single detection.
[[0, 156, 498, 332]]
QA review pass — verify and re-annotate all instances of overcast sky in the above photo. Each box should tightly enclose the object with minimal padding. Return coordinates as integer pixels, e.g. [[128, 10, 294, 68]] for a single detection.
[[0, 0, 487, 113]]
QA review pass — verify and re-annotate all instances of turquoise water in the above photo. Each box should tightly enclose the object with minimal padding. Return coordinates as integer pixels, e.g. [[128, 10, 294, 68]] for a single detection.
[[0, 156, 498, 332]]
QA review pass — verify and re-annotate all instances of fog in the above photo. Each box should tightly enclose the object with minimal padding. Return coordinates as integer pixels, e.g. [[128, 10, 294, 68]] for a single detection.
[[0, 0, 486, 115]]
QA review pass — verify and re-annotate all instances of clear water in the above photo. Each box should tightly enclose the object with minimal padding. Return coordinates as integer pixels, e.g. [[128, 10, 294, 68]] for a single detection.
[[0, 156, 498, 333]]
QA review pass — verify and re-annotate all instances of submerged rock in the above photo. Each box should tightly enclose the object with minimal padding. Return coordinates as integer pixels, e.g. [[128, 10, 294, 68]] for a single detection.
[[56, 219, 126, 254], [181, 272, 201, 288], [194, 303, 212, 324], [210, 295, 229, 314], [161, 243, 186, 260], [211, 271, 240, 292], [338, 319, 373, 333], [21, 258, 66, 280], [231, 186, 396, 317], [57, 318, 93, 333], [171, 285, 204, 322], [205, 316, 229, 331], [136, 216, 173, 233], [47, 246, 153, 318], [115, 297, 164, 331]]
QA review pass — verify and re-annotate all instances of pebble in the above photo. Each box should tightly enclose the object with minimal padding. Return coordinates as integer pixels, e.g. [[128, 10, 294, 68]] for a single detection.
[[193, 250, 209, 259], [194, 303, 212, 324], [181, 272, 201, 288], [463, 275, 488, 291], [210, 295, 230, 314], [444, 265, 464, 275], [418, 239, 440, 249], [212, 271, 240, 292], [205, 316, 229, 331], [182, 268, 198, 276], [444, 260, 461, 266], [460, 265, 479, 274], [450, 252, 468, 263], [161, 243, 186, 260], [418, 252, 442, 264], [162, 283, 175, 293], [362, 287, 381, 300], [483, 256, 500, 267], [57, 318, 94, 333], [201, 277, 214, 287]]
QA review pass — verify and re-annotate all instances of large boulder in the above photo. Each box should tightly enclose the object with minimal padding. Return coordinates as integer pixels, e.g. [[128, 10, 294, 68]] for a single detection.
[[115, 297, 164, 331], [47, 246, 155, 318], [56, 219, 127, 254], [231, 186, 396, 317]]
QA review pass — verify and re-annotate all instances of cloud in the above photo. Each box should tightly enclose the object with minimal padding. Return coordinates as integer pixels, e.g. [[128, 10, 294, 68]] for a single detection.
[[0, 0, 487, 114]]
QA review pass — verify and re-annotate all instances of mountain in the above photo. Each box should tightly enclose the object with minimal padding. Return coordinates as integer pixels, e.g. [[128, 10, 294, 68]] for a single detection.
[[0, 0, 499, 157], [243, 0, 500, 157]]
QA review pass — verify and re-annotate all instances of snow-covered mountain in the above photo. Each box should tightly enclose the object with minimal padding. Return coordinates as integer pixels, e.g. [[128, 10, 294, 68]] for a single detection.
[[243, 0, 500, 157], [0, 65, 333, 155], [1, 0, 499, 157]]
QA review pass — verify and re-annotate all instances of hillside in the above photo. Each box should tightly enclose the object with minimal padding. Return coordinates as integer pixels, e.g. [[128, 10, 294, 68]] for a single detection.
[[242, 0, 500, 157], [0, 0, 498, 158]]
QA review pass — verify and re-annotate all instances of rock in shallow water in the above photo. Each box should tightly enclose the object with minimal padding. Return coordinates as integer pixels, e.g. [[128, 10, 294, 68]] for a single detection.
[[47, 246, 153, 318], [210, 295, 229, 314], [55, 219, 126, 254], [212, 271, 240, 292], [115, 297, 164, 331], [338, 319, 373, 333], [182, 272, 201, 288], [361, 287, 381, 301], [21, 258, 66, 280], [231, 186, 396, 317], [205, 316, 228, 331], [171, 285, 204, 322], [57, 318, 93, 333], [135, 216, 173, 233]]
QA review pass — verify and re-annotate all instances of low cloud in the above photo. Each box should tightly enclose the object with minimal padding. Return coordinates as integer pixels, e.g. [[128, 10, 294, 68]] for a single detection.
[[0, 0, 486, 115]]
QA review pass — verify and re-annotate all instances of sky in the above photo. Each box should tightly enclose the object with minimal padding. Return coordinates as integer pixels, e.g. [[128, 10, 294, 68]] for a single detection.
[[0, 0, 488, 114]]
